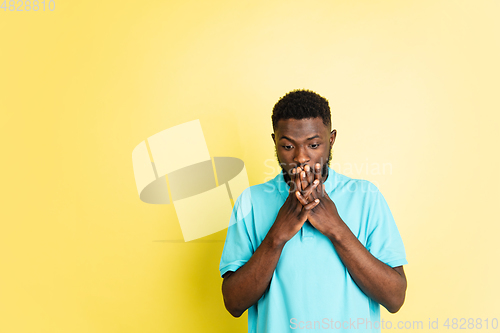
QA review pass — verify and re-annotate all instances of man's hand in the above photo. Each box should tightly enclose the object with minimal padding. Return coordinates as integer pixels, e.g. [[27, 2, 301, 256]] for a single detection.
[[295, 163, 344, 239], [267, 166, 320, 247]]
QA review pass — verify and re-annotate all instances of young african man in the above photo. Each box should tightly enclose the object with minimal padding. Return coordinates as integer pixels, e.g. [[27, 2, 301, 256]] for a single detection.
[[219, 89, 407, 333]]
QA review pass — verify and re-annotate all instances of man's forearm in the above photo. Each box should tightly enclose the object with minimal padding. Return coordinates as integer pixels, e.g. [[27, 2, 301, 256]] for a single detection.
[[222, 234, 285, 317], [326, 222, 407, 313]]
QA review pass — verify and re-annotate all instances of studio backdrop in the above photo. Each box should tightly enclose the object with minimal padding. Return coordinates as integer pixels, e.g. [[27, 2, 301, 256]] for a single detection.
[[1, 1, 499, 332]]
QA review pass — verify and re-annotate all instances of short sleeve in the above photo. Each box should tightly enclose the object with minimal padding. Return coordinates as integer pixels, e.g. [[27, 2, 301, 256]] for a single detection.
[[219, 188, 255, 278], [365, 183, 408, 268]]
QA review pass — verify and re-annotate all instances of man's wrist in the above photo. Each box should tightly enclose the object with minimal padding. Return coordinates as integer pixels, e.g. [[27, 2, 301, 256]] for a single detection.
[[325, 218, 350, 244], [263, 231, 287, 250]]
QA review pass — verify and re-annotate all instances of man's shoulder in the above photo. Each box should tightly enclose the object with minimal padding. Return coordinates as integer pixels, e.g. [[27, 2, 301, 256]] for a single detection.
[[228, 176, 283, 229], [328, 169, 381, 196], [234, 175, 283, 206]]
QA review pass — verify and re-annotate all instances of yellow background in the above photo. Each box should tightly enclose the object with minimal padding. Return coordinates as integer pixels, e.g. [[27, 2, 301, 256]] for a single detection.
[[1, 0, 499, 332]]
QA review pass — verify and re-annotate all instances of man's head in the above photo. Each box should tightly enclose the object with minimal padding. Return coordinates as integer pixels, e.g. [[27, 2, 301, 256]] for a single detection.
[[271, 89, 336, 182]]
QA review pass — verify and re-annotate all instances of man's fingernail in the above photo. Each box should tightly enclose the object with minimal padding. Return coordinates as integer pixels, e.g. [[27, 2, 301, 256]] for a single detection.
[[314, 180, 319, 185], [315, 199, 319, 203]]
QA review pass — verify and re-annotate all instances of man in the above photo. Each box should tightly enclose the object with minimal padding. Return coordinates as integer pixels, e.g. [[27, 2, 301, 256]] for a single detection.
[[219, 89, 407, 332]]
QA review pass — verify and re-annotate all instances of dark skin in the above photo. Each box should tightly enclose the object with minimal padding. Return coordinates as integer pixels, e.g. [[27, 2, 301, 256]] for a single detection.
[[221, 117, 407, 317]]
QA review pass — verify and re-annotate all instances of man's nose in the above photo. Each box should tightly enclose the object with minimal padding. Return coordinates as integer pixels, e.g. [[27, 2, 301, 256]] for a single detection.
[[293, 146, 310, 165]]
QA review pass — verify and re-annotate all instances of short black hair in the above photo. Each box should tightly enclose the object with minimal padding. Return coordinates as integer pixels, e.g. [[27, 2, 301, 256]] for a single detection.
[[271, 89, 331, 130]]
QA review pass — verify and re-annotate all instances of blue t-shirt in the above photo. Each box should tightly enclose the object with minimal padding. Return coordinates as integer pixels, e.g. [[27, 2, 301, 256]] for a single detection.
[[220, 167, 407, 333]]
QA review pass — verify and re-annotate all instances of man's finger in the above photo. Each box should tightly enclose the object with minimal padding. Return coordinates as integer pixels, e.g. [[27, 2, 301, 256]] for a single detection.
[[317, 183, 326, 198], [298, 198, 320, 219], [295, 191, 309, 206], [304, 198, 320, 210], [294, 167, 303, 193], [300, 170, 308, 190], [288, 167, 296, 193], [314, 163, 321, 183], [305, 164, 313, 187], [302, 179, 319, 202]]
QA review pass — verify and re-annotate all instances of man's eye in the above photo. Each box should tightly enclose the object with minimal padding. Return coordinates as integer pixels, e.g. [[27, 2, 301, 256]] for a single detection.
[[310, 144, 320, 149], [282, 145, 293, 150]]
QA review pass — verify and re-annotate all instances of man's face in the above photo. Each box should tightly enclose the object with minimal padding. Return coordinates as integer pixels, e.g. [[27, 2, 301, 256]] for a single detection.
[[272, 117, 336, 182]]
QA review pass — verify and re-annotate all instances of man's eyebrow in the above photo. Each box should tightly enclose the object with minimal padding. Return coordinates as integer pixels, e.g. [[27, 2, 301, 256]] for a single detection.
[[279, 135, 321, 141]]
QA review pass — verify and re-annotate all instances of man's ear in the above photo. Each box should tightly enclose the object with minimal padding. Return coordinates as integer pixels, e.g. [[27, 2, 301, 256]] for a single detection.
[[330, 130, 337, 147], [271, 133, 276, 145]]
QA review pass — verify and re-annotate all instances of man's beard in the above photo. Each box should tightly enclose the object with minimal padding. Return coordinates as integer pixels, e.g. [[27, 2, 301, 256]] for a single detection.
[[275, 146, 332, 183]]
